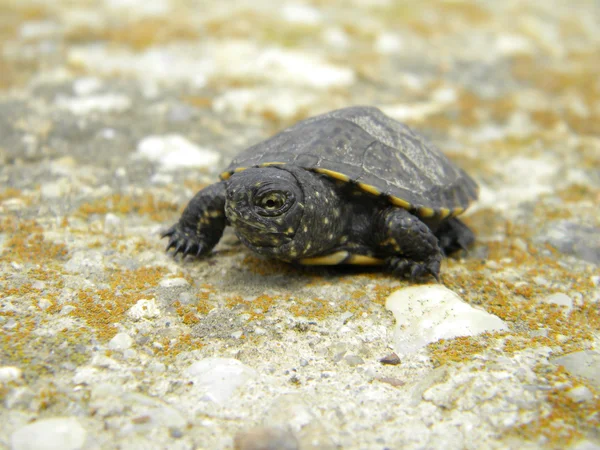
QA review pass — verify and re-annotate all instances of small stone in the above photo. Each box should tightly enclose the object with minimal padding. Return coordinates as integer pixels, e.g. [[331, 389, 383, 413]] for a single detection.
[[108, 332, 133, 351], [159, 277, 190, 289], [375, 376, 405, 387], [55, 93, 132, 115], [344, 354, 364, 367], [374, 33, 403, 54], [379, 352, 401, 365], [41, 180, 69, 200], [542, 293, 574, 315], [281, 4, 322, 25], [234, 425, 299, 450], [127, 298, 160, 321], [385, 285, 509, 355], [551, 350, 600, 389], [0, 366, 23, 383], [566, 385, 594, 403], [529, 328, 549, 338], [104, 213, 121, 232], [185, 358, 256, 404], [10, 417, 87, 450], [136, 135, 220, 172], [536, 220, 600, 264], [568, 440, 600, 450]]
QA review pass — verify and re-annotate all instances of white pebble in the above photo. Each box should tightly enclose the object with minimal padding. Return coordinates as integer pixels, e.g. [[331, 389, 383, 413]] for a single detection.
[[185, 358, 256, 404], [55, 94, 132, 115], [11, 417, 87, 450], [108, 332, 133, 351], [104, 213, 121, 232], [73, 77, 102, 96], [385, 285, 509, 355], [136, 135, 220, 172], [374, 33, 403, 54], [0, 366, 23, 383], [281, 4, 322, 25], [542, 293, 573, 315], [159, 277, 190, 289], [566, 385, 594, 403], [127, 298, 160, 321]]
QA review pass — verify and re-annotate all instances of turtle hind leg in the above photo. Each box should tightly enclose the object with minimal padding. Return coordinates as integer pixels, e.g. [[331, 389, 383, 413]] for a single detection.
[[163, 181, 227, 258], [374, 207, 442, 281], [435, 218, 475, 256]]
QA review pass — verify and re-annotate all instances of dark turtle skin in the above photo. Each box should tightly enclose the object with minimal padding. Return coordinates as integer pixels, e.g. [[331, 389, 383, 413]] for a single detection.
[[163, 106, 478, 280]]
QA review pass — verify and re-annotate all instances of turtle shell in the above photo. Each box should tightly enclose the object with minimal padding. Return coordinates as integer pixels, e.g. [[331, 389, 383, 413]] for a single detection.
[[220, 106, 478, 220]]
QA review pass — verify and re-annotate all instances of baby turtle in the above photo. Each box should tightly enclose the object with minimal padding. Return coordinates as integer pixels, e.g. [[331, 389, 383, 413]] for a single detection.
[[163, 106, 478, 280]]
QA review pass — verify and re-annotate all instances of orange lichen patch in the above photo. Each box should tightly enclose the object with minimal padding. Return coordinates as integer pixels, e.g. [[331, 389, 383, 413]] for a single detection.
[[203, 10, 317, 48], [511, 53, 600, 135], [66, 18, 199, 51], [1, 218, 68, 263], [511, 365, 600, 447], [428, 334, 493, 367], [557, 184, 600, 203], [172, 290, 214, 326], [374, 1, 490, 37], [69, 266, 167, 341], [182, 96, 213, 109], [77, 193, 179, 222], [226, 294, 287, 320], [289, 297, 334, 318], [0, 188, 22, 202], [153, 333, 203, 358]]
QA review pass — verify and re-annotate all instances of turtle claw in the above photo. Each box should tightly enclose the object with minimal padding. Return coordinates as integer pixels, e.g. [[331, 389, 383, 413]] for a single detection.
[[161, 223, 214, 260], [389, 254, 441, 282]]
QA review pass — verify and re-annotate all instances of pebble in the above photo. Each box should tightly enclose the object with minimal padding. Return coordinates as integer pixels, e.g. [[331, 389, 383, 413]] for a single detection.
[[11, 417, 87, 450], [136, 135, 220, 172], [104, 213, 122, 232], [108, 332, 133, 351], [568, 440, 600, 450], [542, 293, 573, 315], [344, 355, 364, 367], [0, 366, 23, 383], [234, 426, 299, 450], [537, 220, 600, 264], [551, 350, 600, 389], [184, 358, 256, 404], [281, 4, 322, 25], [385, 285, 509, 355], [565, 385, 594, 403], [41, 180, 70, 200], [127, 298, 160, 321], [55, 94, 132, 115]]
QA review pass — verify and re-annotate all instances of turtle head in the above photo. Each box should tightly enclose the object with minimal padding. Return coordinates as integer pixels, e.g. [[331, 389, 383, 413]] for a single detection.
[[225, 167, 304, 249]]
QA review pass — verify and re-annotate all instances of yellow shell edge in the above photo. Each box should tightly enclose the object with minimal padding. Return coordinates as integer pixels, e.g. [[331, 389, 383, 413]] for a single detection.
[[314, 168, 351, 182], [357, 183, 382, 196], [299, 251, 349, 265], [389, 196, 411, 209]]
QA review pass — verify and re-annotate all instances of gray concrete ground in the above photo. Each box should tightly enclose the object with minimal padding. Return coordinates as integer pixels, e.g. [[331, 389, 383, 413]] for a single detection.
[[1, 1, 599, 449]]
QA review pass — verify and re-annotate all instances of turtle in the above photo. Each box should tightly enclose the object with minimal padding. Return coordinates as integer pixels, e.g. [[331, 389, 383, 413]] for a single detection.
[[162, 106, 478, 280]]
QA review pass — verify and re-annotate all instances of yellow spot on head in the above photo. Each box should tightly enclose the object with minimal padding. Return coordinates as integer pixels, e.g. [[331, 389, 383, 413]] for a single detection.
[[220, 171, 232, 180], [357, 183, 381, 196], [234, 167, 247, 173], [314, 168, 350, 182], [390, 196, 411, 209]]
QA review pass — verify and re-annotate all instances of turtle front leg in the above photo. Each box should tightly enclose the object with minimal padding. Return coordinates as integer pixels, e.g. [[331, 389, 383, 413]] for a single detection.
[[162, 181, 227, 258], [374, 207, 442, 281]]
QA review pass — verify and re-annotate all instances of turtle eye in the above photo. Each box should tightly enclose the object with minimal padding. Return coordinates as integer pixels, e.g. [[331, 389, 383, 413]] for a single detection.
[[255, 191, 291, 216]]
